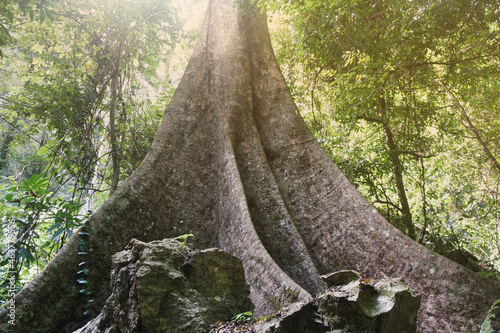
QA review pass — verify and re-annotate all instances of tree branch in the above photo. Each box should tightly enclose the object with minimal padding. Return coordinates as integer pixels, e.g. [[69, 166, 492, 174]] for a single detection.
[[399, 150, 435, 159], [438, 80, 500, 175], [355, 114, 386, 124]]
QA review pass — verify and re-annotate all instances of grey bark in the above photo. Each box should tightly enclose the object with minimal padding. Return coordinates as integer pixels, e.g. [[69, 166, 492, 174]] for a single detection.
[[0, 0, 498, 332]]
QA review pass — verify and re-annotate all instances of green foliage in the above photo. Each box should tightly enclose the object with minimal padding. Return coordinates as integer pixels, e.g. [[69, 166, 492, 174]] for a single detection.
[[0, 171, 85, 303], [77, 226, 94, 317], [0, 0, 190, 297], [480, 298, 500, 333], [267, 0, 500, 269], [173, 233, 194, 249], [1, 0, 182, 196], [231, 310, 253, 322], [0, 0, 59, 56]]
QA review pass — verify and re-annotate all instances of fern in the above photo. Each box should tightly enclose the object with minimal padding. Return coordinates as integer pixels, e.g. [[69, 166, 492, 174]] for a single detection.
[[480, 298, 500, 333]]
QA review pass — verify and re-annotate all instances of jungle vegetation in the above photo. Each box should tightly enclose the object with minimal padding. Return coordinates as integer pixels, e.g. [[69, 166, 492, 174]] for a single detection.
[[0, 0, 498, 309]]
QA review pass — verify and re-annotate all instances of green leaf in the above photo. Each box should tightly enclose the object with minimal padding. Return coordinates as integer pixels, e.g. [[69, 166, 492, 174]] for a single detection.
[[45, 9, 56, 22], [6, 11, 14, 24], [89, 91, 97, 102], [47, 223, 63, 233], [19, 248, 34, 262], [51, 228, 66, 241], [36, 145, 50, 156], [39, 9, 46, 24], [27, 174, 43, 185]]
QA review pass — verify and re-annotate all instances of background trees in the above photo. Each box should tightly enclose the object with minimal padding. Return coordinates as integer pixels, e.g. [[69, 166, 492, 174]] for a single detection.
[[266, 0, 500, 272], [0, 0, 190, 300]]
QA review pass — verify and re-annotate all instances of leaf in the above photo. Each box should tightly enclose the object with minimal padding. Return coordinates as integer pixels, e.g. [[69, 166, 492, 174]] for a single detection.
[[39, 9, 46, 24], [46, 138, 58, 146], [19, 248, 34, 262], [89, 91, 97, 102], [45, 9, 56, 22], [47, 223, 63, 233], [0, 24, 9, 37], [51, 228, 66, 241], [6, 11, 14, 24], [36, 146, 50, 156], [27, 174, 43, 185]]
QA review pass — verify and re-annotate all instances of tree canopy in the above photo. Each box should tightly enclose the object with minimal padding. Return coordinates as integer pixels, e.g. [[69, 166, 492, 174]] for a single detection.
[[0, 0, 187, 298], [267, 0, 500, 269]]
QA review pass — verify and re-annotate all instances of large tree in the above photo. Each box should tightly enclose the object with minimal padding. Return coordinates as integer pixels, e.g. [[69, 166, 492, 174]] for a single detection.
[[0, 0, 499, 332]]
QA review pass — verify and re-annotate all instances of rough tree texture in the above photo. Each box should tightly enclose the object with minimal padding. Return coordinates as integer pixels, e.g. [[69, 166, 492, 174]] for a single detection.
[[1, 0, 499, 332]]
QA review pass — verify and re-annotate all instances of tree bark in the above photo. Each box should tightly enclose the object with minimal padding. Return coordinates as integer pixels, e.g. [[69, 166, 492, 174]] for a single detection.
[[0, 1, 498, 332], [109, 53, 122, 196], [377, 96, 417, 239]]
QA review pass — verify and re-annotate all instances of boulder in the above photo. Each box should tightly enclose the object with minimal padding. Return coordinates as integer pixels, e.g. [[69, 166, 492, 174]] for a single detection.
[[320, 270, 361, 287], [74, 238, 253, 333], [445, 249, 481, 272], [316, 277, 421, 333], [212, 271, 420, 333], [252, 301, 327, 333]]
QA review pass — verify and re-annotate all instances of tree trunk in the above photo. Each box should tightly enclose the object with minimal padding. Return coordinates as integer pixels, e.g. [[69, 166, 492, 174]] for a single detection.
[[377, 96, 417, 239], [1, 1, 498, 332], [109, 56, 121, 196]]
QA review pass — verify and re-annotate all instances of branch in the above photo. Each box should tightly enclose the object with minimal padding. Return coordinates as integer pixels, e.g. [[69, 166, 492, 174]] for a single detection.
[[437, 81, 500, 175], [76, 187, 109, 193], [0, 114, 43, 145], [355, 114, 386, 124], [401, 53, 490, 70], [398, 150, 436, 159], [372, 200, 403, 213]]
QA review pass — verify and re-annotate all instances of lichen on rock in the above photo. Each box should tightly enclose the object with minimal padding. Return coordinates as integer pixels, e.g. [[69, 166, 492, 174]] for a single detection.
[[74, 238, 253, 333], [316, 275, 421, 333]]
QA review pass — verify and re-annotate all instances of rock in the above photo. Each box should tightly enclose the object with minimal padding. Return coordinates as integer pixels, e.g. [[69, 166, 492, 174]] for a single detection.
[[316, 277, 421, 333], [445, 249, 481, 272], [320, 270, 361, 287], [74, 238, 253, 333], [211, 272, 420, 333], [253, 302, 328, 333]]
